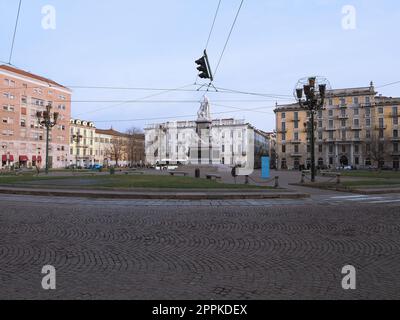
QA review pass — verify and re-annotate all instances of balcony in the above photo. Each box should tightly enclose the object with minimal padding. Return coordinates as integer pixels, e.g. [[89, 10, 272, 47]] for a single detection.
[[374, 125, 387, 130], [290, 153, 303, 158], [390, 112, 400, 118], [391, 137, 400, 142], [325, 127, 337, 131], [351, 126, 362, 131], [338, 114, 349, 119], [288, 139, 302, 144]]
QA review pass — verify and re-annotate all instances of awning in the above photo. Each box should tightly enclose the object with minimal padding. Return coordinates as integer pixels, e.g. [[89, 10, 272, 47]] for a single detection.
[[2, 155, 6, 162], [32, 156, 37, 161], [37, 156, 42, 162], [9, 155, 14, 162], [19, 155, 29, 162]]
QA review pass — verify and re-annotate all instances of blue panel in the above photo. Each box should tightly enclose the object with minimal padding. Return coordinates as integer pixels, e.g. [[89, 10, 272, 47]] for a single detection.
[[262, 157, 270, 179]]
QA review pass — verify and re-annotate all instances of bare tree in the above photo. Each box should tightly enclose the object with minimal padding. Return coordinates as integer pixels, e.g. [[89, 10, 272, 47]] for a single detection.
[[106, 137, 126, 167], [365, 131, 390, 169], [125, 127, 144, 166]]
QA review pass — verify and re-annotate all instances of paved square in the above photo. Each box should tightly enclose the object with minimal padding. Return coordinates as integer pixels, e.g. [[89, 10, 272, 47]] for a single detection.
[[0, 194, 399, 299]]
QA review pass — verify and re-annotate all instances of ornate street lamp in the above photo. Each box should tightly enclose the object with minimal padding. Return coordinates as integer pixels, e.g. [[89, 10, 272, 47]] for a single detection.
[[37, 103, 59, 175], [294, 76, 331, 182], [72, 134, 83, 168]]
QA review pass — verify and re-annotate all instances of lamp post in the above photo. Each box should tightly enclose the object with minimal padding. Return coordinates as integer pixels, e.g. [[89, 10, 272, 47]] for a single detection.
[[72, 134, 83, 168], [294, 76, 330, 182], [2, 144, 7, 169], [37, 103, 59, 175]]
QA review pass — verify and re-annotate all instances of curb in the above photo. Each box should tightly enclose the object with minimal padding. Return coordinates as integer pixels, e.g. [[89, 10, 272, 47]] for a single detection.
[[0, 187, 310, 200]]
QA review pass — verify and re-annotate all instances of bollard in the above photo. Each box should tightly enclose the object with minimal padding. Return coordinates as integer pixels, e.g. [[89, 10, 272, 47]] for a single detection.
[[195, 168, 200, 178], [336, 174, 341, 185], [274, 176, 279, 188], [245, 175, 249, 185]]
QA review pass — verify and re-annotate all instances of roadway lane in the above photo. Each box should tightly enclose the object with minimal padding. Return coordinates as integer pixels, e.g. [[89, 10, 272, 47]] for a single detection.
[[0, 194, 399, 299]]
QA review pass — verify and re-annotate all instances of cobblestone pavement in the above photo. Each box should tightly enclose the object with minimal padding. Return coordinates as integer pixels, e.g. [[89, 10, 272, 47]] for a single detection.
[[1, 194, 400, 300]]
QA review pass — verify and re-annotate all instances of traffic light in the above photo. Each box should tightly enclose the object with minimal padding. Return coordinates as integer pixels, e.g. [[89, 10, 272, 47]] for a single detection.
[[195, 50, 213, 81]]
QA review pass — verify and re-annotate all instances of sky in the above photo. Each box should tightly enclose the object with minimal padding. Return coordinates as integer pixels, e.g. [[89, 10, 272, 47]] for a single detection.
[[1, 0, 400, 132]]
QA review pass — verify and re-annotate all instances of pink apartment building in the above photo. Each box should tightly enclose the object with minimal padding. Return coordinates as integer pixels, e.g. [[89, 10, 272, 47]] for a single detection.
[[0, 65, 72, 169]]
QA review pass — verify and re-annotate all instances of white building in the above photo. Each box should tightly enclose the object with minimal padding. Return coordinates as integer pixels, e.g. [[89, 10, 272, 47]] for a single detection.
[[145, 98, 270, 169]]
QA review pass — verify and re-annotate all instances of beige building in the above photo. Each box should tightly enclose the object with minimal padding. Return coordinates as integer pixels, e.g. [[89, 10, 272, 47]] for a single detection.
[[0, 65, 71, 169], [275, 83, 400, 170], [69, 119, 96, 167], [68, 123, 145, 168]]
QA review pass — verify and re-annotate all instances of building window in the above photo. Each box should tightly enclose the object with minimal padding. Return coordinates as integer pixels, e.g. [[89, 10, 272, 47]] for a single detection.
[[366, 118, 371, 127], [394, 143, 399, 153], [281, 112, 286, 119], [354, 119, 359, 127], [341, 119, 346, 127], [329, 120, 334, 128], [342, 145, 346, 153], [355, 157, 359, 165], [328, 99, 333, 106], [394, 130, 399, 138], [328, 110, 333, 117], [365, 97, 371, 105], [366, 130, 371, 139], [294, 132, 299, 141], [354, 131, 360, 139], [379, 129, 384, 139], [282, 133, 286, 141], [365, 107, 371, 117], [353, 97, 359, 105], [378, 107, 384, 114], [282, 145, 286, 153], [355, 145, 359, 154], [379, 118, 384, 128], [294, 145, 299, 153], [318, 145, 323, 153], [329, 145, 334, 154], [354, 108, 359, 116]]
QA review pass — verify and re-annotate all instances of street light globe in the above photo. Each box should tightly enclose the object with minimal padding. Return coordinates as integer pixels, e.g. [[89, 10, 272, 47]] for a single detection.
[[293, 76, 331, 100]]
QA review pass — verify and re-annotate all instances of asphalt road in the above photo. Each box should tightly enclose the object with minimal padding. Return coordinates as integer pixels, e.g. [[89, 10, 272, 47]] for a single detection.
[[1, 193, 399, 300]]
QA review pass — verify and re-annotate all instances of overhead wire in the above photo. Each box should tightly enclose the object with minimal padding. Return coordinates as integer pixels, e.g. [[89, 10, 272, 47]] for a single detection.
[[213, 0, 244, 78], [8, 0, 23, 65]]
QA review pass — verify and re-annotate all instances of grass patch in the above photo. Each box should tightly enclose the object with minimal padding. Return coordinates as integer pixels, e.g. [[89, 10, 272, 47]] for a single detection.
[[0, 174, 269, 190]]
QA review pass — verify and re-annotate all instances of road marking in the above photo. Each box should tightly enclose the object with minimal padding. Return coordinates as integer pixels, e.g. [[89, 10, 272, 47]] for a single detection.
[[368, 199, 400, 204], [330, 195, 367, 199], [346, 197, 384, 201]]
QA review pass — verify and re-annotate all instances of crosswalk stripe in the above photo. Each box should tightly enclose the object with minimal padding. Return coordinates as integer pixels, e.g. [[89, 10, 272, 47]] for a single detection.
[[368, 199, 400, 204]]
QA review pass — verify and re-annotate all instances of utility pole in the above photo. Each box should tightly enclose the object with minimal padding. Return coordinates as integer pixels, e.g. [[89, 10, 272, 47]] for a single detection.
[[37, 103, 59, 175], [295, 77, 329, 182]]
